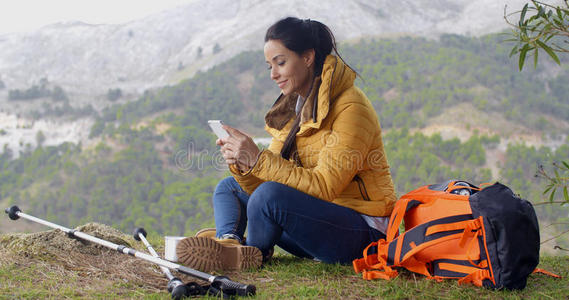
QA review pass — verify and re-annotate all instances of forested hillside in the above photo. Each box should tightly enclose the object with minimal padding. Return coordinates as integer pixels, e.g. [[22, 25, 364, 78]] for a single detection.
[[2, 33, 568, 249]]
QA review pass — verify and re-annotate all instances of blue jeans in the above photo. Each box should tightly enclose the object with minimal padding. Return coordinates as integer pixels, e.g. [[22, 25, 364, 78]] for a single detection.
[[213, 177, 385, 264]]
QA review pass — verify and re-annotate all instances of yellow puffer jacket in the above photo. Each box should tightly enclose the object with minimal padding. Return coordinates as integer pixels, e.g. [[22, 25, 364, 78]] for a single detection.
[[230, 55, 396, 216]]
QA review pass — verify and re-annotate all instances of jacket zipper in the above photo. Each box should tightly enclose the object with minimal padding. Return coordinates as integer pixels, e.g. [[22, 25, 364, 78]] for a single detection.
[[354, 175, 371, 201]]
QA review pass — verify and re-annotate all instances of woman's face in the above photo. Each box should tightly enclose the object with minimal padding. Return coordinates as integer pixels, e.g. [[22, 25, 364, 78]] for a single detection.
[[264, 39, 314, 97]]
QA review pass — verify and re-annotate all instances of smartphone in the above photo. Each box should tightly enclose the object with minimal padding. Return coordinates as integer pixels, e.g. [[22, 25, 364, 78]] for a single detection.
[[208, 120, 230, 139]]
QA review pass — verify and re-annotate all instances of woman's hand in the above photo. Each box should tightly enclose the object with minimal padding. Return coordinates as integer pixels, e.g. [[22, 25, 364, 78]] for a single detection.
[[217, 125, 260, 172]]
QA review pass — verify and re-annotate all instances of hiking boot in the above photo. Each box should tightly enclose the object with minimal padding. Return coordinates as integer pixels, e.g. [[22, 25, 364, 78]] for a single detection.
[[195, 228, 245, 243], [193, 228, 272, 262], [176, 236, 262, 272], [194, 228, 216, 238]]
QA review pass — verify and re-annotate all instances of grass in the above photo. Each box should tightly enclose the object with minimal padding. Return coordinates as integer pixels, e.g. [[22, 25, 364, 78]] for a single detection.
[[1, 229, 567, 299], [225, 255, 569, 300], [1, 253, 567, 299]]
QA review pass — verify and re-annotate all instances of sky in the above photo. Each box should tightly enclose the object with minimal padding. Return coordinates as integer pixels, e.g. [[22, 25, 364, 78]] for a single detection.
[[0, 0, 196, 35]]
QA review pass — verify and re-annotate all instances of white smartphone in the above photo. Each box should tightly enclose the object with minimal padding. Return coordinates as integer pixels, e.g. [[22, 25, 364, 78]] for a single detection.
[[208, 120, 230, 139]]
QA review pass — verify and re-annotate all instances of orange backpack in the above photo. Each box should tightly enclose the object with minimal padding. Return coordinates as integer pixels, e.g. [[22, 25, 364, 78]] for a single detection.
[[353, 180, 559, 289]]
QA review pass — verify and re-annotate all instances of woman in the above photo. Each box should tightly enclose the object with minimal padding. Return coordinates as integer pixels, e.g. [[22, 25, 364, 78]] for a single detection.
[[176, 17, 396, 272]]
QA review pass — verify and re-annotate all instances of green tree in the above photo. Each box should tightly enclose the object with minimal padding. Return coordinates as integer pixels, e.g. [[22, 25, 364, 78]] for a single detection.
[[107, 88, 123, 101], [89, 119, 106, 138], [51, 85, 68, 101], [36, 131, 46, 147], [213, 43, 222, 54]]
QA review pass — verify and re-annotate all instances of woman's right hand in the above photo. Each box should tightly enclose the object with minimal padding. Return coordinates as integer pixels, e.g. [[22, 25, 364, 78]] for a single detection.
[[217, 126, 260, 172], [217, 137, 248, 172]]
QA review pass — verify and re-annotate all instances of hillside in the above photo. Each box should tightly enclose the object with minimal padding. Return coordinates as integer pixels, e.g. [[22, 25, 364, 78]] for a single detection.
[[1, 33, 568, 254], [0, 0, 559, 156], [95, 34, 569, 144]]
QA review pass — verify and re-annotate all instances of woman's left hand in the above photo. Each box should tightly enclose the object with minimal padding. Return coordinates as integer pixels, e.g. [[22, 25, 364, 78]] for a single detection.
[[219, 125, 260, 172]]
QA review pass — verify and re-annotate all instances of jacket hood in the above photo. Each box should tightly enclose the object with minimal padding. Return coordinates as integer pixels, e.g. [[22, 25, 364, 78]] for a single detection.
[[265, 55, 356, 139]]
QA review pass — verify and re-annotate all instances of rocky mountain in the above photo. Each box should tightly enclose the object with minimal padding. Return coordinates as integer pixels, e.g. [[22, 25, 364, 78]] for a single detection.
[[0, 0, 555, 155], [0, 0, 533, 101]]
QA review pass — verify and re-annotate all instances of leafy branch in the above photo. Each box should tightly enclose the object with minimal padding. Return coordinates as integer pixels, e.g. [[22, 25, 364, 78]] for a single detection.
[[541, 222, 569, 250], [535, 161, 569, 204], [505, 2, 569, 250], [541, 229, 569, 245], [504, 0, 569, 70]]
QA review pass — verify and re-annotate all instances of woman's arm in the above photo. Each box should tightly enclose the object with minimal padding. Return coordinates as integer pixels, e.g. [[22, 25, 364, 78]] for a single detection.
[[229, 136, 284, 195], [242, 101, 376, 201]]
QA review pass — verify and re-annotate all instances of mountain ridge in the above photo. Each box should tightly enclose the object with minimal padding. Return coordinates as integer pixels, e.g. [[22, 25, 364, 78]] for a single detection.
[[0, 0, 532, 101]]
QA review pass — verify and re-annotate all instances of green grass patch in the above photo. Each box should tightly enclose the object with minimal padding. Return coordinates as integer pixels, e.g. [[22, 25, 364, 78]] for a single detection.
[[226, 255, 569, 299], [1, 239, 567, 299]]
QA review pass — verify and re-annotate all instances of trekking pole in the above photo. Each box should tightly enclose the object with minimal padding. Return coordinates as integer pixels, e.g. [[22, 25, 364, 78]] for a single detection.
[[5, 206, 256, 297], [133, 227, 192, 299]]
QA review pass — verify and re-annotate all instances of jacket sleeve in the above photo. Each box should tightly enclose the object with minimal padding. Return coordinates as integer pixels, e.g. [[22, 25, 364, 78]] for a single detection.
[[242, 102, 375, 201], [230, 137, 284, 195]]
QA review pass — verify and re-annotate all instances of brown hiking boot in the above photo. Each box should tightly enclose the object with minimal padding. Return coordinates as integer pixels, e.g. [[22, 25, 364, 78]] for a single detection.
[[194, 228, 216, 238], [176, 236, 262, 272], [192, 228, 272, 262], [195, 228, 246, 243]]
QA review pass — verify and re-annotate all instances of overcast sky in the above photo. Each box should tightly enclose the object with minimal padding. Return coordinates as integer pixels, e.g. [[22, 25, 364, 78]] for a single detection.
[[0, 0, 196, 35]]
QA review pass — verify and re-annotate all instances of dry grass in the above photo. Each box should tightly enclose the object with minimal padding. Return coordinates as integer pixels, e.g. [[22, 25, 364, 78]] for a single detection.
[[0, 223, 168, 298]]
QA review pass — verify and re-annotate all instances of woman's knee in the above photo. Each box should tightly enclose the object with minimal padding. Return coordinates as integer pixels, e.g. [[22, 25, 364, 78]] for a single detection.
[[247, 181, 288, 213], [213, 177, 240, 205], [215, 177, 238, 193]]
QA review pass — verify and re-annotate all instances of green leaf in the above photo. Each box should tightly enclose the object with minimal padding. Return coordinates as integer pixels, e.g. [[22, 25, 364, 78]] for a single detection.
[[519, 44, 530, 71], [536, 40, 561, 65], [549, 188, 556, 202], [528, 14, 540, 23], [509, 46, 519, 57], [534, 47, 539, 68], [538, 6, 545, 18], [562, 161, 569, 170], [564, 186, 569, 202], [543, 184, 553, 195], [543, 23, 552, 32], [520, 3, 529, 24]]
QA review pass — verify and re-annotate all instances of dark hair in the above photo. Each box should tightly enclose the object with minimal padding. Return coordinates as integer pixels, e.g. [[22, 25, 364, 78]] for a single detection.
[[266, 17, 359, 162], [265, 17, 351, 76]]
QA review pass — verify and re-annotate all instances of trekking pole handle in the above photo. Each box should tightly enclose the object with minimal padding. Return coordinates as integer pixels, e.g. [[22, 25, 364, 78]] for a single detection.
[[133, 227, 147, 240], [211, 275, 256, 296], [167, 278, 191, 300], [5, 205, 21, 220], [133, 227, 159, 256]]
